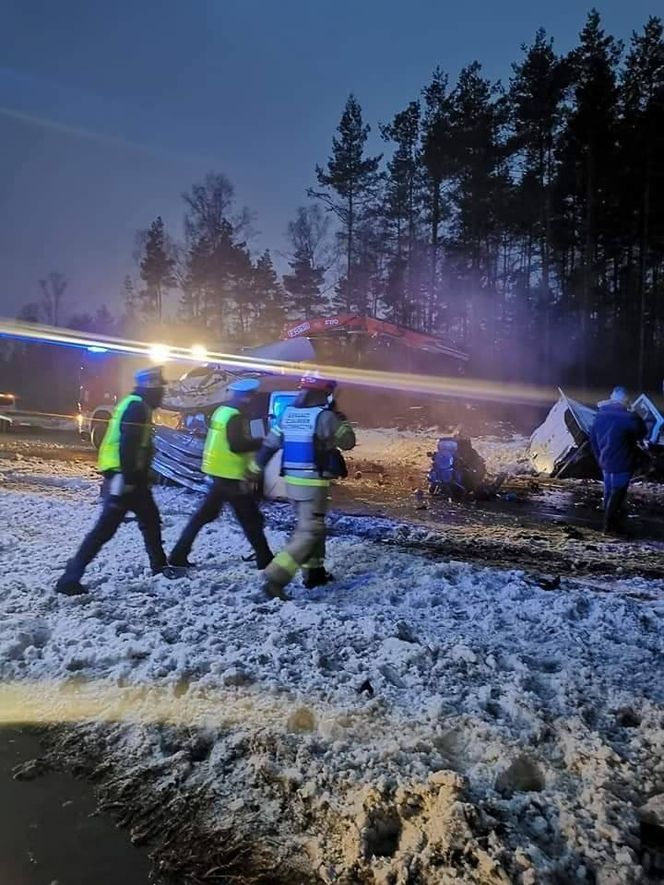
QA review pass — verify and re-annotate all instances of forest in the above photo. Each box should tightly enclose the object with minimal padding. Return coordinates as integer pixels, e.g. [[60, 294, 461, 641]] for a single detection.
[[4, 10, 664, 400]]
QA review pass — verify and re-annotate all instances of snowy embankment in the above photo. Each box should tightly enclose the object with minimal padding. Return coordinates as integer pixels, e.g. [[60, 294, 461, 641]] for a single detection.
[[0, 454, 663, 883]]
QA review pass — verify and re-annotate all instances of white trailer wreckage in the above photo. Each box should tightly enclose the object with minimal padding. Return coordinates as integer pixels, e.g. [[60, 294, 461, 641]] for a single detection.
[[152, 336, 315, 499], [529, 388, 664, 478]]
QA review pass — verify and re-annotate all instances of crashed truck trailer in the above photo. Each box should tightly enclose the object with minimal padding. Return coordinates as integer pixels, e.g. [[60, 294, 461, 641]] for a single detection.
[[529, 389, 664, 479], [151, 337, 316, 499], [148, 323, 468, 495]]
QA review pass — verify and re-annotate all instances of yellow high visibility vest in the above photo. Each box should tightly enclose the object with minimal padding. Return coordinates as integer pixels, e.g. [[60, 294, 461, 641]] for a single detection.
[[97, 395, 152, 473], [202, 406, 251, 479]]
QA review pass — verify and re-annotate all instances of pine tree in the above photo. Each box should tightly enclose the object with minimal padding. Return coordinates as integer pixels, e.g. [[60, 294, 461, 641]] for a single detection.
[[283, 206, 330, 318], [421, 69, 455, 328], [181, 173, 254, 338], [310, 95, 382, 312], [620, 17, 664, 384], [380, 101, 423, 325], [445, 63, 510, 347], [179, 237, 211, 325], [248, 250, 286, 340], [509, 29, 570, 375], [556, 10, 622, 384], [138, 216, 176, 321], [283, 255, 326, 319]]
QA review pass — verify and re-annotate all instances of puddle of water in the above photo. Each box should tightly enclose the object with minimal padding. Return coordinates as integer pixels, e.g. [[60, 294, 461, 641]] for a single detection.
[[0, 726, 152, 885]]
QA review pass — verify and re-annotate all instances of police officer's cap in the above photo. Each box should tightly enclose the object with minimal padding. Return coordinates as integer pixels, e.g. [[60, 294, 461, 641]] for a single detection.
[[135, 366, 166, 388], [229, 377, 260, 394]]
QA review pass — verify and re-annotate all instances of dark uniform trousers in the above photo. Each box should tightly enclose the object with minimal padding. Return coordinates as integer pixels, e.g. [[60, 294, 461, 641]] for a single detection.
[[170, 477, 273, 568], [61, 480, 167, 583]]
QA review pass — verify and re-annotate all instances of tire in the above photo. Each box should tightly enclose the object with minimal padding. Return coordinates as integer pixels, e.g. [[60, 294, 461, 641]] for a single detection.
[[91, 415, 110, 449], [0, 418, 10, 434]]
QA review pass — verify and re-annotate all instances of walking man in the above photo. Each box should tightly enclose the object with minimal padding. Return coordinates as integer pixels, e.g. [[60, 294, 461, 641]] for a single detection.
[[168, 378, 273, 570], [589, 386, 647, 533], [56, 366, 172, 595], [255, 374, 356, 601]]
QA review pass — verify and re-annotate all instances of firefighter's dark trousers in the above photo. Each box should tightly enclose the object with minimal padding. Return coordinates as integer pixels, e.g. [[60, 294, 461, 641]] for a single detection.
[[61, 482, 167, 585], [170, 477, 273, 569], [264, 484, 329, 588]]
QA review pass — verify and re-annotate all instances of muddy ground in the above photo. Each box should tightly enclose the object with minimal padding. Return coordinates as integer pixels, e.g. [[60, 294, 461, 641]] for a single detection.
[[338, 455, 664, 582], [3, 428, 664, 584]]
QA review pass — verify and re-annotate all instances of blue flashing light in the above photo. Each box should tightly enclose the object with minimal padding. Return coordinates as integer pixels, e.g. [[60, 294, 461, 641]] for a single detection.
[[87, 346, 108, 353]]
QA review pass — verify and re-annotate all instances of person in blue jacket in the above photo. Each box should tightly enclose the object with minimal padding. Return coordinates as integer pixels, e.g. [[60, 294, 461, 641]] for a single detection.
[[589, 387, 647, 533]]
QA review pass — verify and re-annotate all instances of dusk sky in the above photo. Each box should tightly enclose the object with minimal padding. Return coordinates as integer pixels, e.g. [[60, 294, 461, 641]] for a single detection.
[[0, 0, 658, 319]]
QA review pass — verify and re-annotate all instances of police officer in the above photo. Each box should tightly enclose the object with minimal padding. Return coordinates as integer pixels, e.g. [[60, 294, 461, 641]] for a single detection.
[[255, 374, 356, 601], [168, 377, 274, 570], [55, 366, 172, 595]]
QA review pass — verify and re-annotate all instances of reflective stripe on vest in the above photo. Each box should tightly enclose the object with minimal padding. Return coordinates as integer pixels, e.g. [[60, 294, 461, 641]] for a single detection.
[[97, 394, 152, 473], [281, 406, 324, 472], [202, 406, 250, 479]]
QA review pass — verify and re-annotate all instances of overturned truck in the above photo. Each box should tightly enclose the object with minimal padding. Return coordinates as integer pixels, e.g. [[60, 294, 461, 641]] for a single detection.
[[150, 318, 468, 496], [529, 389, 664, 479], [152, 338, 315, 499]]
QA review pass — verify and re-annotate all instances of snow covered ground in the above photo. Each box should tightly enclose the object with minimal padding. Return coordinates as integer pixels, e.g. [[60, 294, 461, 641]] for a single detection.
[[350, 427, 532, 477], [0, 454, 663, 882]]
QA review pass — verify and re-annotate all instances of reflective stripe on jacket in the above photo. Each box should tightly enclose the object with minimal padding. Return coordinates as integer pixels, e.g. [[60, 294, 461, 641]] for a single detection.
[[281, 405, 327, 486], [97, 394, 152, 473], [202, 405, 251, 479]]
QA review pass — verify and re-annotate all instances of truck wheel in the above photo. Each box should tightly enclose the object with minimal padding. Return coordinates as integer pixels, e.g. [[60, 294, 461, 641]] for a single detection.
[[91, 416, 110, 449]]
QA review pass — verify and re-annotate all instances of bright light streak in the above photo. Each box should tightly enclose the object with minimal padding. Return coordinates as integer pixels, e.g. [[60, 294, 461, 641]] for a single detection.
[[190, 344, 208, 362], [0, 317, 594, 406], [149, 343, 170, 364], [0, 679, 369, 730], [87, 345, 108, 353]]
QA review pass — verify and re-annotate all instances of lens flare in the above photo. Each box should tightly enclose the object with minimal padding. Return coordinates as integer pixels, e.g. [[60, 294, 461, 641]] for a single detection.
[[0, 317, 602, 407], [190, 344, 208, 362], [149, 343, 170, 364]]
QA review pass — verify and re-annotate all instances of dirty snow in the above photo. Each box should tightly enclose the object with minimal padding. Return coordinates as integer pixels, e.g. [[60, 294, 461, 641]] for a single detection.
[[351, 428, 531, 477], [0, 458, 662, 882]]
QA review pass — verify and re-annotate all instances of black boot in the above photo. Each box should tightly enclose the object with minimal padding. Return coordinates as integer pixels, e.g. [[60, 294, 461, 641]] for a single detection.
[[55, 576, 88, 596], [168, 554, 195, 569], [303, 567, 334, 590], [241, 552, 274, 570], [256, 549, 274, 571], [153, 565, 180, 579], [263, 581, 290, 601], [603, 489, 627, 535]]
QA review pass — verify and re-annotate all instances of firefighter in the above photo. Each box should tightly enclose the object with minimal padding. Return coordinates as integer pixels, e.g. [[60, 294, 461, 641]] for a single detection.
[[55, 366, 172, 595], [589, 386, 647, 533], [168, 377, 273, 570], [255, 374, 356, 601]]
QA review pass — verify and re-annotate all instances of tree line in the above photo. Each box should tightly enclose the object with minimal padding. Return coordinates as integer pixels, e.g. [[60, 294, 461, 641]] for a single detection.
[[7, 10, 664, 391]]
